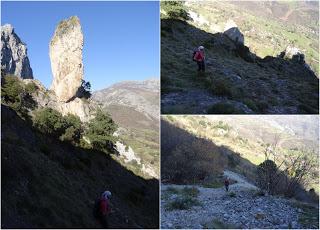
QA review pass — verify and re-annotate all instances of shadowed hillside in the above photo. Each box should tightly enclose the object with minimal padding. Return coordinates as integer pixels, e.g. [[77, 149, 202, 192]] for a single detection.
[[161, 2, 319, 114], [161, 18, 318, 114], [1, 105, 159, 228]]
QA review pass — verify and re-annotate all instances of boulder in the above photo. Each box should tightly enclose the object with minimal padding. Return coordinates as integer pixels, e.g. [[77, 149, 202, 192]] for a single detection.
[[1, 24, 33, 79], [49, 16, 84, 102], [280, 46, 305, 64], [224, 19, 244, 45]]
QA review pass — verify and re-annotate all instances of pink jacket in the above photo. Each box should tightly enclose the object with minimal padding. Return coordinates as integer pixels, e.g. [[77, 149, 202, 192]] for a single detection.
[[194, 50, 205, 61]]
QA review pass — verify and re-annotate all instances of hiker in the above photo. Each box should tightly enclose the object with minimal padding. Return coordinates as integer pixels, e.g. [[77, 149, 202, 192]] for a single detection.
[[193, 46, 205, 72], [94, 190, 112, 228], [224, 178, 230, 192]]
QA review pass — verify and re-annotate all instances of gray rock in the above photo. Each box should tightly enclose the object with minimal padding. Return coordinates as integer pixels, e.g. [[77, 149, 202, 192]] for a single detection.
[[49, 16, 84, 102], [1, 24, 33, 78], [223, 20, 244, 45]]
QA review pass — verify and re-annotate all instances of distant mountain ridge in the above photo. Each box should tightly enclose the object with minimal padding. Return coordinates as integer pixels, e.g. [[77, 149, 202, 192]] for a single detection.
[[92, 78, 160, 178], [93, 78, 159, 122]]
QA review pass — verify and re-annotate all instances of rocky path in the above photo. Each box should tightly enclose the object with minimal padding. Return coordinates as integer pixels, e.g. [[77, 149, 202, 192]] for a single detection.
[[161, 58, 254, 114], [161, 170, 303, 229], [161, 90, 252, 114]]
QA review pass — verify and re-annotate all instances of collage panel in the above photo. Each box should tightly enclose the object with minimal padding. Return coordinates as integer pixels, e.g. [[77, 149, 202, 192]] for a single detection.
[[160, 115, 319, 229], [160, 1, 319, 114], [1, 1, 159, 229], [0, 0, 319, 229]]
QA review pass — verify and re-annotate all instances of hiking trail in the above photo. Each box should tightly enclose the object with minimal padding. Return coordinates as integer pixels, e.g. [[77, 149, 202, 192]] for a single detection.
[[161, 170, 304, 229]]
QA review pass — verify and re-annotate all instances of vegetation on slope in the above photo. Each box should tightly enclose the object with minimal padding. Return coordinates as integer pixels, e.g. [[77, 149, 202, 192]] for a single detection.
[[162, 115, 319, 202], [161, 2, 319, 114], [186, 1, 319, 75], [1, 74, 159, 228]]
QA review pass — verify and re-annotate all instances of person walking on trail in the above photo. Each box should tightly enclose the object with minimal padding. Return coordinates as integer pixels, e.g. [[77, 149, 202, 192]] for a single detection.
[[224, 178, 230, 192], [193, 46, 205, 72], [94, 190, 112, 228]]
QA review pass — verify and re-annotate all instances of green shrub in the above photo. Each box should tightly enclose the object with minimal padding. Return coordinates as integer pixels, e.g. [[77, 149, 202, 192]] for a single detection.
[[228, 192, 236, 197], [165, 196, 200, 211], [208, 102, 243, 114], [182, 187, 199, 197], [1, 75, 37, 113], [166, 186, 180, 195], [77, 80, 92, 99], [25, 82, 38, 94], [86, 109, 118, 152], [213, 121, 230, 131], [1, 75, 24, 105], [256, 159, 278, 195], [211, 79, 233, 97], [33, 108, 67, 137], [61, 114, 82, 143], [242, 98, 258, 111], [33, 109, 83, 144], [161, 1, 191, 21]]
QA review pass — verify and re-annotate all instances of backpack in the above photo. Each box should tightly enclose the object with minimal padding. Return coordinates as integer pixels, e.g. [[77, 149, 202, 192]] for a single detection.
[[192, 50, 198, 61], [93, 198, 101, 218]]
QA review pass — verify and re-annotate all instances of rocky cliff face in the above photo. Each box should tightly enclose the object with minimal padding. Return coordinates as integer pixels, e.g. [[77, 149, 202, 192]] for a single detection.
[[1, 24, 33, 79], [23, 78, 96, 122], [49, 16, 84, 102]]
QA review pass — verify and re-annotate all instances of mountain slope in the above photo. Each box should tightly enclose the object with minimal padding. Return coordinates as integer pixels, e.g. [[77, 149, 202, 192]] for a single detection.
[[92, 79, 160, 178], [162, 115, 319, 193], [161, 115, 319, 229], [161, 171, 318, 229], [161, 3, 319, 114], [185, 0, 319, 74], [1, 104, 159, 228]]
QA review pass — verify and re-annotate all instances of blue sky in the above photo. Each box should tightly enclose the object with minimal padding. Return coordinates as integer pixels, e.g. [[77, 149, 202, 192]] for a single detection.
[[1, 1, 160, 91]]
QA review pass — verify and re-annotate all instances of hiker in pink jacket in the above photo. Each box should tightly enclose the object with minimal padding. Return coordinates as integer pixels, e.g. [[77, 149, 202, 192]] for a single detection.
[[193, 46, 205, 72]]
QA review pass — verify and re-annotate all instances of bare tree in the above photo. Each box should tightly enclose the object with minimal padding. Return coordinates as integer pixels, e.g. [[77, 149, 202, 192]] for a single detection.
[[257, 134, 316, 197]]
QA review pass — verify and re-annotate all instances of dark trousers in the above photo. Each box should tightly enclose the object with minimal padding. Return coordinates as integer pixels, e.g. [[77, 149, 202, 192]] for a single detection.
[[197, 61, 205, 72], [99, 215, 109, 228], [225, 185, 229, 192]]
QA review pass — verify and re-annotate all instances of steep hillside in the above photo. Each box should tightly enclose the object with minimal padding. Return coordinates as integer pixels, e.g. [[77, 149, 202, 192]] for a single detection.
[[92, 79, 159, 178], [1, 104, 159, 228], [163, 115, 319, 193], [186, 0, 319, 74], [161, 2, 319, 114], [161, 115, 319, 229]]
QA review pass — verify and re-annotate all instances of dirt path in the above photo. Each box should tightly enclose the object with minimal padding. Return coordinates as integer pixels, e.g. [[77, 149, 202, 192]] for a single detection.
[[161, 170, 302, 229]]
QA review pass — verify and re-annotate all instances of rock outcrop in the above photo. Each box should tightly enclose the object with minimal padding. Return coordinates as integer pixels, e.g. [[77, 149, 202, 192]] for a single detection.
[[279, 46, 305, 63], [1, 24, 33, 79], [49, 16, 84, 102], [223, 19, 244, 45]]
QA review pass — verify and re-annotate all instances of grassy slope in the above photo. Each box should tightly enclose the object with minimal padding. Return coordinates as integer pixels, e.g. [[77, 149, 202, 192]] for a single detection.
[[161, 4, 319, 114], [187, 1, 319, 74], [103, 104, 160, 178], [1, 105, 159, 228]]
